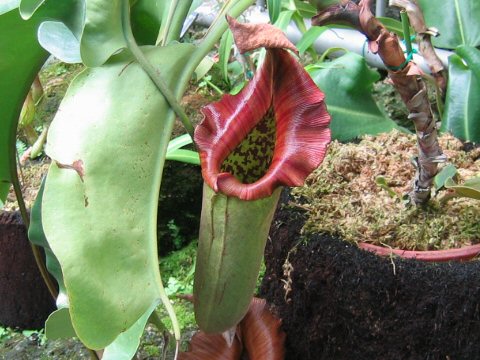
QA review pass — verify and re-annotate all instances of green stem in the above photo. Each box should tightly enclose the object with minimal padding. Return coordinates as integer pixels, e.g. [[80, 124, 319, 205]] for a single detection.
[[319, 47, 348, 63], [161, 0, 193, 45], [157, 0, 179, 46], [454, 0, 465, 45], [148, 309, 170, 333], [10, 147, 58, 300], [121, 0, 195, 140], [188, 0, 255, 79], [400, 10, 412, 55], [205, 78, 224, 95], [87, 349, 100, 360], [23, 124, 38, 146]]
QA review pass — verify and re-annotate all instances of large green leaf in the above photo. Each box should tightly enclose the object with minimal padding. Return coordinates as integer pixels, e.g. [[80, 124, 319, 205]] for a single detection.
[[417, 0, 480, 49], [307, 52, 400, 141], [80, 0, 126, 66], [42, 43, 195, 350], [0, 2, 85, 206], [29, 180, 66, 296], [0, 8, 46, 206], [441, 53, 480, 142]]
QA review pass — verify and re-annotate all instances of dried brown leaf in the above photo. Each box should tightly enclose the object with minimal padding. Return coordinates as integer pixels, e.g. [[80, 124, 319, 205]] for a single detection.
[[226, 15, 298, 55]]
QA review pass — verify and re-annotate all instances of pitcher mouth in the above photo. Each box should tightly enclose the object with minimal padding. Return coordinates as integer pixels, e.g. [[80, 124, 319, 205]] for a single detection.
[[194, 18, 331, 201]]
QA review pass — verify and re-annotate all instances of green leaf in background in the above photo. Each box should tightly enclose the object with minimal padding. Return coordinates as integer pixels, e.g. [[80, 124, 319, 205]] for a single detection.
[[80, 0, 126, 66], [194, 56, 215, 81], [417, 0, 480, 49], [274, 10, 294, 31], [167, 133, 193, 153], [38, 21, 81, 63], [296, 26, 326, 54], [293, 0, 316, 18], [0, 187, 7, 208], [455, 45, 480, 79], [434, 163, 458, 192], [377, 16, 413, 38], [0, 7, 46, 206], [45, 308, 77, 339], [267, 0, 281, 24], [166, 133, 200, 165], [102, 303, 158, 360], [441, 53, 480, 142], [0, 0, 84, 206], [292, 11, 307, 34], [445, 176, 480, 200], [0, 0, 20, 15], [19, 0, 44, 18], [307, 52, 400, 141], [29, 180, 66, 296], [130, 0, 161, 45], [42, 43, 195, 349], [219, 29, 233, 87], [166, 149, 200, 165]]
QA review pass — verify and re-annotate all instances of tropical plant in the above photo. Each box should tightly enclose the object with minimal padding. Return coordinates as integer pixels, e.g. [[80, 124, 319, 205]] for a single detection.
[[415, 0, 480, 143], [192, 16, 330, 333], [0, 0, 332, 358], [0, 0, 262, 357]]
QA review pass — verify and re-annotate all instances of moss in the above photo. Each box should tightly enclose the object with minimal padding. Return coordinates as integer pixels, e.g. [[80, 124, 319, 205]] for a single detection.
[[294, 131, 480, 250], [158, 241, 197, 332]]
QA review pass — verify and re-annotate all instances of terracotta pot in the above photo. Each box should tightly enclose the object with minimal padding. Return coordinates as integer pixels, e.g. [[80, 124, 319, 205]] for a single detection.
[[358, 242, 480, 262], [0, 211, 55, 329]]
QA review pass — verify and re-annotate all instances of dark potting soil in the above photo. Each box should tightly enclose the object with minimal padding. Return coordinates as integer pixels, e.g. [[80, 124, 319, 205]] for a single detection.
[[260, 191, 480, 360], [0, 211, 55, 329]]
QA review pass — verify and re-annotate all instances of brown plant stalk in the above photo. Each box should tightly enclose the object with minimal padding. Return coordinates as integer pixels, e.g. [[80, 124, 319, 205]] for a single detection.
[[389, 0, 447, 96], [312, 0, 445, 205]]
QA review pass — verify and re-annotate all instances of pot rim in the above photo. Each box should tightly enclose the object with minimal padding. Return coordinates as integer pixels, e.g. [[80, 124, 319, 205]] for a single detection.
[[358, 242, 480, 262]]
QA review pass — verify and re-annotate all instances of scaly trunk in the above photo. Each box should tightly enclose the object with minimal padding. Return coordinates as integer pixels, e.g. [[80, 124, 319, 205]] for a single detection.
[[313, 0, 445, 205]]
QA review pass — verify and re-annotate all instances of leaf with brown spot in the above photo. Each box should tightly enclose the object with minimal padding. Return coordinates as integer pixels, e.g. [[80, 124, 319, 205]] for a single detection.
[[55, 159, 85, 182]]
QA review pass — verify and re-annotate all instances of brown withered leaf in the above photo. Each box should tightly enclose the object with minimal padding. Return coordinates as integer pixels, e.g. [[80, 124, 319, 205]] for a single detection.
[[311, 0, 360, 28], [238, 298, 285, 360], [179, 297, 285, 360], [178, 332, 243, 360], [226, 15, 298, 55]]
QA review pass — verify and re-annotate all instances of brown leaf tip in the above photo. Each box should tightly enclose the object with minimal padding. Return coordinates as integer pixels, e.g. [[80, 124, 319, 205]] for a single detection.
[[226, 15, 298, 55]]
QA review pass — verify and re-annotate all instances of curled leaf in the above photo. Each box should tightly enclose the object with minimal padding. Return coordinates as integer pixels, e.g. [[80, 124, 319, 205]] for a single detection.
[[226, 15, 297, 54], [179, 298, 285, 360]]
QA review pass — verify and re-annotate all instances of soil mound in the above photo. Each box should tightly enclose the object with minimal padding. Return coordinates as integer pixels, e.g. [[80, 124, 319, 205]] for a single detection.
[[260, 192, 480, 360]]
